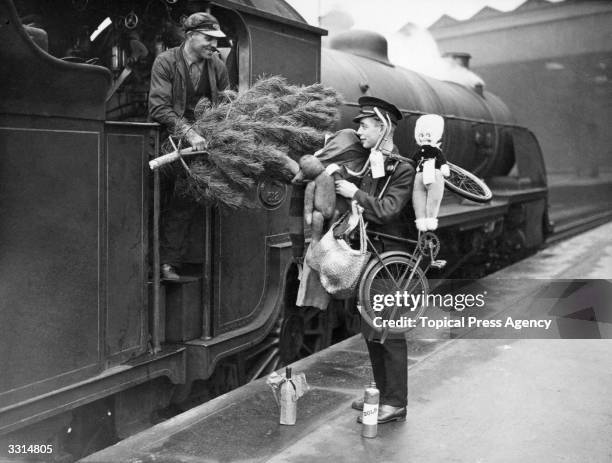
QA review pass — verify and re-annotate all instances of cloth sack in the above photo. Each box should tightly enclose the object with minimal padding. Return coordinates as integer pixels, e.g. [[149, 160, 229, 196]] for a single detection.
[[296, 244, 331, 310], [307, 203, 371, 299]]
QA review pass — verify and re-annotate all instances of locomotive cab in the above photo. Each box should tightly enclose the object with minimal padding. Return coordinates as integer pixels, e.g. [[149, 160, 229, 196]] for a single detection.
[[0, 0, 329, 454]]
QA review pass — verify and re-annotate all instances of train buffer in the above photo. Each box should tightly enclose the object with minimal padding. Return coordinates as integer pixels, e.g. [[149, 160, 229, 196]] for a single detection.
[[82, 222, 612, 463]]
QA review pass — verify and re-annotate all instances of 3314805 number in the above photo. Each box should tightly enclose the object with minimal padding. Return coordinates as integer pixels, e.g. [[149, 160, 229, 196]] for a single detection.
[[8, 444, 53, 454]]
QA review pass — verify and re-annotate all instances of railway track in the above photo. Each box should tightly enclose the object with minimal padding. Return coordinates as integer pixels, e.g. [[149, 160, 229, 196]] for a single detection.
[[546, 208, 612, 246]]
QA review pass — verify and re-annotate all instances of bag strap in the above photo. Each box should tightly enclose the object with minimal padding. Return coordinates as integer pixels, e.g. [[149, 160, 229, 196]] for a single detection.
[[357, 209, 367, 255], [333, 200, 361, 238]]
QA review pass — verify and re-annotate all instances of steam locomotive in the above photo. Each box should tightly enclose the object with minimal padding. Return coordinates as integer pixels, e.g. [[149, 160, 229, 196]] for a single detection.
[[0, 0, 548, 458]]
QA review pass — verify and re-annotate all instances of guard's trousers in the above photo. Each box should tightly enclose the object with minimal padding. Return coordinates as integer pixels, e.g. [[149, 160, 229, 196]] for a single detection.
[[365, 338, 408, 407]]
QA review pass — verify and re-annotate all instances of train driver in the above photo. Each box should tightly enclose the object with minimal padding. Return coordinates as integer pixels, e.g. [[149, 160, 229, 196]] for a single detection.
[[148, 12, 230, 280], [335, 96, 414, 424]]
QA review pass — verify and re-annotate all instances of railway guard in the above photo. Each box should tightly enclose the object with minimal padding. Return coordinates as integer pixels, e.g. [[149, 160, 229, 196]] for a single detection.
[[335, 96, 414, 423], [148, 12, 229, 280]]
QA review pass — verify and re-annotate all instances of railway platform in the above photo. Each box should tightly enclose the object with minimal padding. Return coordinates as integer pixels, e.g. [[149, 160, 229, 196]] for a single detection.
[[82, 221, 612, 463]]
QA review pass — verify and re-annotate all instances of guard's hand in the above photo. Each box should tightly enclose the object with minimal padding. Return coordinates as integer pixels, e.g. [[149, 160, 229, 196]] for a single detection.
[[335, 179, 359, 199], [186, 130, 208, 151], [440, 164, 450, 178]]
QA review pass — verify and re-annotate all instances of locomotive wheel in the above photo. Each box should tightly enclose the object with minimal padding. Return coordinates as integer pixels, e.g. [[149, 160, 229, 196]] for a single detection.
[[339, 298, 362, 336], [243, 321, 282, 383], [358, 254, 429, 334], [444, 162, 493, 203], [243, 306, 331, 382], [280, 306, 332, 361]]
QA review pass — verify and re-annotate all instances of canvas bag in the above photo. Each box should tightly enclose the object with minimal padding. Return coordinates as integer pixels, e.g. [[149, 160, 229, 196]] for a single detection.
[[307, 203, 371, 299]]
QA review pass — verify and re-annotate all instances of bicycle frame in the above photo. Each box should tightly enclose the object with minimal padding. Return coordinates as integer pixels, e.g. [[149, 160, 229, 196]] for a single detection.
[[359, 230, 436, 342], [364, 232, 430, 289]]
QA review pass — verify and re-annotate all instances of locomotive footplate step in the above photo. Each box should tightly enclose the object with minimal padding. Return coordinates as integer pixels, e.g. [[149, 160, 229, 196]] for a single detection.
[[164, 276, 203, 342], [437, 196, 508, 229], [82, 223, 612, 463]]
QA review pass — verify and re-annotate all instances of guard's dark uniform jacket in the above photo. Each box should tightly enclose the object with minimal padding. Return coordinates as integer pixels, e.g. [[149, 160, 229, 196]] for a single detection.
[[354, 147, 415, 250], [352, 146, 415, 409]]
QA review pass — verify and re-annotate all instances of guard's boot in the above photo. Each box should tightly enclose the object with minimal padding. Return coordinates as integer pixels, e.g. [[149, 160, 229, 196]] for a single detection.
[[357, 404, 407, 424], [351, 397, 364, 411], [161, 264, 180, 280]]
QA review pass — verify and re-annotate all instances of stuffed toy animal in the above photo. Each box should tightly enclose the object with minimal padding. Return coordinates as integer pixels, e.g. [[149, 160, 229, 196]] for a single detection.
[[293, 129, 368, 243], [294, 129, 368, 309], [299, 154, 336, 243], [412, 114, 450, 231]]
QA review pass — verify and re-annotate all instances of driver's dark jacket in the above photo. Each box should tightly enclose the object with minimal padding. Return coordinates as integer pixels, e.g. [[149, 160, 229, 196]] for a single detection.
[[148, 45, 229, 131], [353, 148, 416, 249]]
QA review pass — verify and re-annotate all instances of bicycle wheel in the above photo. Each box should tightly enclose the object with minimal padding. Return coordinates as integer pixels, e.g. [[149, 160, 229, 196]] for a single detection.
[[358, 253, 429, 334], [444, 162, 493, 203]]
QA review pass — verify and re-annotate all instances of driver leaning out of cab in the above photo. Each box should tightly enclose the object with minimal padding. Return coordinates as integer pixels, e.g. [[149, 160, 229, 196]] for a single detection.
[[148, 12, 229, 280]]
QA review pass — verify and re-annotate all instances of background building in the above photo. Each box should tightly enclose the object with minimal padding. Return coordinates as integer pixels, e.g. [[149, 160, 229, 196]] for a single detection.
[[429, 0, 612, 177]]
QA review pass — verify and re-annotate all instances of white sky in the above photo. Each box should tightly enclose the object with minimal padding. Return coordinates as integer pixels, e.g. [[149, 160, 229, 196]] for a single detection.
[[285, 0, 564, 31]]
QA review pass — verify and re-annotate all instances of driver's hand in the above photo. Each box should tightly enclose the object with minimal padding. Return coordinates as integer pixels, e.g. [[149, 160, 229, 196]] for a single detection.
[[186, 130, 208, 151]]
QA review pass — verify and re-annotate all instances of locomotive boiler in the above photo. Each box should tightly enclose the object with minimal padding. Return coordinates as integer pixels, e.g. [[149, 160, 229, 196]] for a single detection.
[[0, 0, 548, 459], [321, 30, 548, 270]]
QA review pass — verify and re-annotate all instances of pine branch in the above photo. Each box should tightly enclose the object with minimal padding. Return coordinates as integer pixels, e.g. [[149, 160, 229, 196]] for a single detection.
[[169, 76, 343, 208]]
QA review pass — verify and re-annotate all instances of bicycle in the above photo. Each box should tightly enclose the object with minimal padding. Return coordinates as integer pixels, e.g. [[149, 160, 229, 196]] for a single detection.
[[444, 161, 492, 203], [356, 229, 442, 342], [352, 108, 492, 342]]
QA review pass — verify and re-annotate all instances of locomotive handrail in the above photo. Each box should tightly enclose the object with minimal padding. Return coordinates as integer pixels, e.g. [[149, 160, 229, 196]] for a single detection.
[[148, 146, 207, 170]]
